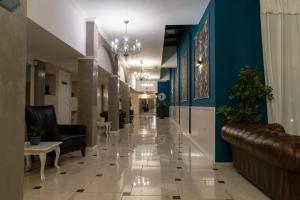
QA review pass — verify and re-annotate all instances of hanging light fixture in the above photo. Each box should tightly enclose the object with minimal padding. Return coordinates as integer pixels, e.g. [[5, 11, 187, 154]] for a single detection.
[[111, 20, 141, 60], [134, 60, 150, 81]]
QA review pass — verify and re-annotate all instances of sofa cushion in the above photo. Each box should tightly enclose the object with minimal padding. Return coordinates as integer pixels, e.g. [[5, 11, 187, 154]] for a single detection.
[[58, 134, 85, 147], [222, 123, 300, 172]]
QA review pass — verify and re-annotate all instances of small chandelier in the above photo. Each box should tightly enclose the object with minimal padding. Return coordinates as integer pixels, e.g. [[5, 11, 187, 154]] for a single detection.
[[111, 20, 141, 59], [134, 60, 150, 81]]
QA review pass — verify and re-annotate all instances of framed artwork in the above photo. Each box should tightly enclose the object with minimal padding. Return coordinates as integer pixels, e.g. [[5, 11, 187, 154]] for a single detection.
[[181, 51, 188, 101], [174, 68, 179, 104], [194, 17, 210, 99]]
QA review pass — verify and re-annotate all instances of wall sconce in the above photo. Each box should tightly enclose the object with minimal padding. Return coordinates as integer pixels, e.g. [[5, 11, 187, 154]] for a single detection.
[[196, 55, 204, 74], [196, 55, 203, 68]]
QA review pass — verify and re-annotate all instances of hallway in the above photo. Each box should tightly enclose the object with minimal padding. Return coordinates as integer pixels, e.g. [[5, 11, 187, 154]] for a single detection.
[[23, 116, 268, 200]]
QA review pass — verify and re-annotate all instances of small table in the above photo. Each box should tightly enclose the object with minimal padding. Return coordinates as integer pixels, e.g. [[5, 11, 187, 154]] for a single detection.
[[24, 141, 62, 181], [97, 121, 112, 138]]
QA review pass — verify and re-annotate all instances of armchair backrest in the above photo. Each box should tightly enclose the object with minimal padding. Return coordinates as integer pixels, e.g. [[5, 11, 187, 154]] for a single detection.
[[25, 105, 58, 131]]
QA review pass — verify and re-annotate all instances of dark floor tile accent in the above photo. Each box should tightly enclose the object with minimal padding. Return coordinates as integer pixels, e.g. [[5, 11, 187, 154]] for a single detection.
[[178, 158, 182, 160], [122, 192, 131, 196], [119, 155, 125, 158], [96, 174, 103, 177], [103, 148, 107, 151], [92, 154, 97, 157], [212, 168, 218, 171], [60, 172, 67, 175], [178, 151, 182, 153], [175, 178, 182, 181], [176, 166, 182, 169], [218, 180, 225, 184], [76, 189, 85, 193], [110, 163, 116, 166], [33, 186, 42, 190], [79, 162, 84, 164], [172, 195, 181, 199]]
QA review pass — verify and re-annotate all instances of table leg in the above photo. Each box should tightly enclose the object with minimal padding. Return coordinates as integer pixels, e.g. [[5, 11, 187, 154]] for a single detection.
[[25, 155, 32, 171], [108, 123, 112, 141], [105, 124, 109, 142], [39, 153, 46, 181], [54, 147, 61, 172], [105, 124, 109, 138]]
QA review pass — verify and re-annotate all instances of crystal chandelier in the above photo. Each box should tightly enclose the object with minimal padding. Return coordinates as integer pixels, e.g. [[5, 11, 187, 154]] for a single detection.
[[111, 20, 141, 59], [134, 60, 150, 81]]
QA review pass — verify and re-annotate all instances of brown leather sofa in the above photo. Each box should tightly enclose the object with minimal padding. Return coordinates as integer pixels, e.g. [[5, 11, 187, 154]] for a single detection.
[[222, 123, 300, 200]]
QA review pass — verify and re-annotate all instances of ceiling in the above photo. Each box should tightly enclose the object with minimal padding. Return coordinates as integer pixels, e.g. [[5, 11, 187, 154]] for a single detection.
[[74, 0, 208, 69], [27, 19, 83, 72]]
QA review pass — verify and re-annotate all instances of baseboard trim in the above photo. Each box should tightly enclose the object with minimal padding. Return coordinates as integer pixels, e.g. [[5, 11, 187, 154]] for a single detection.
[[110, 130, 120, 134], [170, 118, 215, 164], [214, 162, 233, 167], [86, 145, 98, 151]]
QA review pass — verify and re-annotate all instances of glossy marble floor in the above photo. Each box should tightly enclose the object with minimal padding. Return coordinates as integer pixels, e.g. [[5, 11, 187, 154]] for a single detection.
[[23, 115, 269, 200]]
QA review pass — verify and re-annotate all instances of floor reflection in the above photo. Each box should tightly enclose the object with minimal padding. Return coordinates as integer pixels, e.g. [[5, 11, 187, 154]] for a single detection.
[[23, 115, 270, 200]]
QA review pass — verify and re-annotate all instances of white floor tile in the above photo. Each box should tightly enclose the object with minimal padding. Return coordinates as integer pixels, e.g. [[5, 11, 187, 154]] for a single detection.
[[23, 115, 269, 200]]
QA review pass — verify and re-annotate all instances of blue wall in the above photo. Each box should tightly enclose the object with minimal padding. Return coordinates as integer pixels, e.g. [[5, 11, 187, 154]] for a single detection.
[[170, 0, 267, 162], [214, 0, 266, 162], [157, 80, 171, 117], [170, 68, 176, 106]]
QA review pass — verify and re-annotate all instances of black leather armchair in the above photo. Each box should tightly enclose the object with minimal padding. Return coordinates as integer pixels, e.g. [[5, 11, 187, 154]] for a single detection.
[[25, 106, 86, 157]]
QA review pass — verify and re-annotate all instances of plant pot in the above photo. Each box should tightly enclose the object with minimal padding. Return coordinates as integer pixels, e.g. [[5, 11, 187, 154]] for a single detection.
[[29, 136, 41, 145]]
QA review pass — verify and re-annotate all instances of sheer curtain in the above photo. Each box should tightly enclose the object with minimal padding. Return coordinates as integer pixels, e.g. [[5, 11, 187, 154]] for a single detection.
[[260, 0, 300, 135]]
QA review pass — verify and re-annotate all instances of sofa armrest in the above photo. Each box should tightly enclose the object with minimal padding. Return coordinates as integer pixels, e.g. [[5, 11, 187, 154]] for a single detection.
[[57, 125, 87, 135]]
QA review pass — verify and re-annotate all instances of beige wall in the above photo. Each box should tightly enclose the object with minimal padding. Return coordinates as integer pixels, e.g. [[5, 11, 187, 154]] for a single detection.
[[24, 61, 78, 124], [44, 63, 78, 124], [0, 1, 27, 200]]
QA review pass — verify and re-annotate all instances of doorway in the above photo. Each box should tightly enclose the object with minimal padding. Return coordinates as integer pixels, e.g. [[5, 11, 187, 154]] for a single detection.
[[58, 70, 71, 124]]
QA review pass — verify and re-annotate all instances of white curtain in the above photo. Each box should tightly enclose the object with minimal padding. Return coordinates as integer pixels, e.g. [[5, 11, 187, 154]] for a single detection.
[[260, 0, 300, 135]]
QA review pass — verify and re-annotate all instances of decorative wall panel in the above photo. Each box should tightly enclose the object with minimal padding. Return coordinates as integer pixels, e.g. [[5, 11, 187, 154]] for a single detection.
[[175, 68, 179, 103], [194, 18, 209, 99], [181, 51, 188, 101]]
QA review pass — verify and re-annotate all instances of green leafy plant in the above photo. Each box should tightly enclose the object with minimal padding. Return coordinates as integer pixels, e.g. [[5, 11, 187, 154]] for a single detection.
[[28, 127, 44, 137], [157, 100, 171, 109], [217, 66, 273, 123]]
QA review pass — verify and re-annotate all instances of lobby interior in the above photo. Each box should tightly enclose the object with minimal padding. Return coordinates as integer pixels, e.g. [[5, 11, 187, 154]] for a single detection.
[[1, 0, 300, 200]]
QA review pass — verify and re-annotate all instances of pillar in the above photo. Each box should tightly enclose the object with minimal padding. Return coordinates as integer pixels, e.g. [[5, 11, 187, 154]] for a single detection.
[[108, 75, 119, 131], [121, 82, 130, 124], [77, 19, 99, 146], [0, 1, 26, 199], [78, 58, 99, 146]]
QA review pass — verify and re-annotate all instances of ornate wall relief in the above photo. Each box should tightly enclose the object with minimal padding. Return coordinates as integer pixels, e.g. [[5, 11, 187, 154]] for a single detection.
[[181, 51, 188, 101], [194, 18, 209, 99]]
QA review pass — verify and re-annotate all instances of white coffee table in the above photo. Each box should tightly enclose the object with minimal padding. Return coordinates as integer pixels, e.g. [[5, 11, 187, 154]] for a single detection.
[[97, 121, 112, 138], [24, 141, 62, 181]]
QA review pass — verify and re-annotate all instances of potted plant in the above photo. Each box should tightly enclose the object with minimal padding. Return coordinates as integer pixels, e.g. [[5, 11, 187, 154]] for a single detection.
[[28, 127, 44, 145], [157, 100, 171, 119], [217, 66, 273, 123]]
